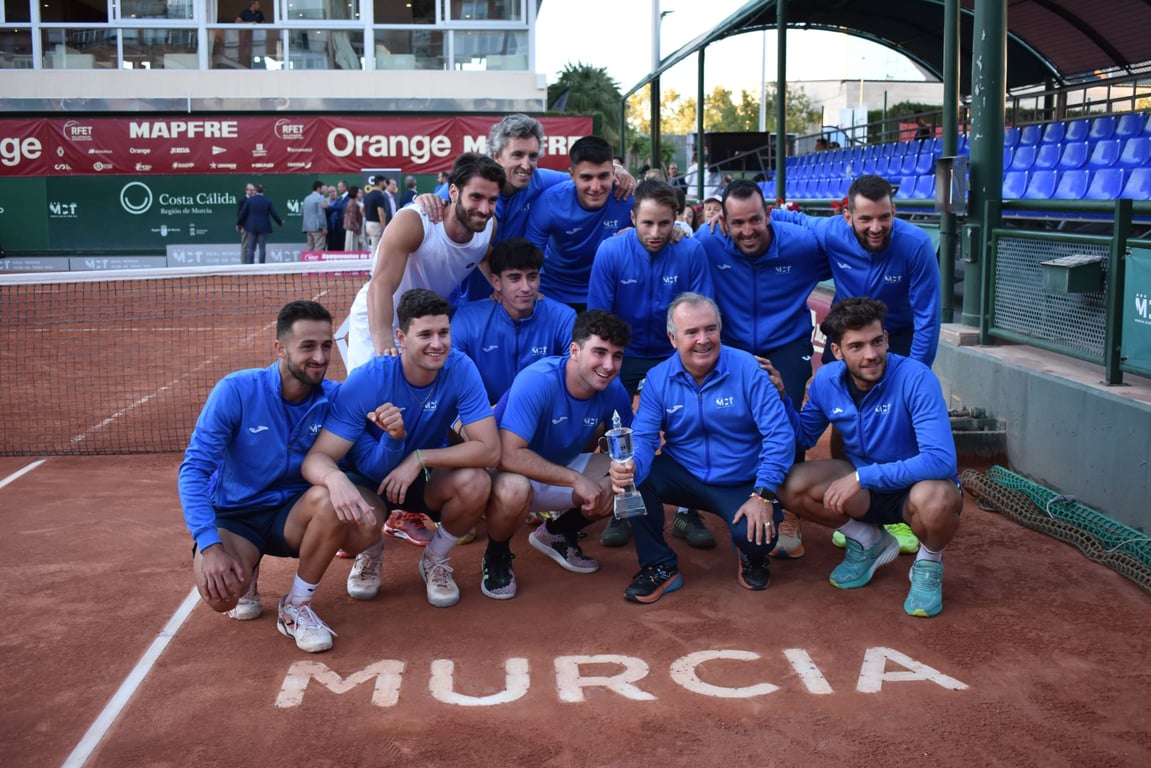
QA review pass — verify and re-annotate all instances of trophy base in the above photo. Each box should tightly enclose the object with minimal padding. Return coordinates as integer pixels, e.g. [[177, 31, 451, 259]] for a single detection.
[[613, 491, 648, 519]]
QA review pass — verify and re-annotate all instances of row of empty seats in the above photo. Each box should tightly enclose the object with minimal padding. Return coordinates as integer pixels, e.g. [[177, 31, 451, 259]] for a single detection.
[[783, 112, 1151, 202]]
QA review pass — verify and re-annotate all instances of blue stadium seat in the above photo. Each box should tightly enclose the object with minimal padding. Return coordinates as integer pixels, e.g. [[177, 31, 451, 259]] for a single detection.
[[1003, 171, 1029, 198], [1118, 137, 1151, 168], [957, 134, 970, 153], [1019, 124, 1042, 145], [1023, 170, 1058, 199], [912, 174, 936, 199], [1010, 144, 1036, 171], [1115, 112, 1146, 139], [1004, 126, 1021, 148], [1053, 169, 1088, 199], [1086, 139, 1121, 169], [894, 176, 917, 199], [830, 177, 850, 198], [1057, 142, 1088, 170], [1120, 168, 1151, 200], [914, 151, 935, 175], [1033, 143, 1061, 170], [1088, 115, 1117, 143], [1063, 119, 1089, 143], [1003, 146, 1014, 168], [899, 153, 918, 175], [1084, 168, 1126, 200], [1040, 122, 1065, 144]]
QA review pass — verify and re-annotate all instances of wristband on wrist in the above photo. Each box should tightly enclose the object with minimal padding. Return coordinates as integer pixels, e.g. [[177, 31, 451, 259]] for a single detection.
[[415, 449, 431, 482]]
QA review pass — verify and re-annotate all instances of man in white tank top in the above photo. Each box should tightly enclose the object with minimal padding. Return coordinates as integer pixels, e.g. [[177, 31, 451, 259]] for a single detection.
[[346, 153, 504, 372]]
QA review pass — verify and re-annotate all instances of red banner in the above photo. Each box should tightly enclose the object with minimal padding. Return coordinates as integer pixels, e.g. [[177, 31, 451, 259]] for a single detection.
[[0, 115, 594, 177]]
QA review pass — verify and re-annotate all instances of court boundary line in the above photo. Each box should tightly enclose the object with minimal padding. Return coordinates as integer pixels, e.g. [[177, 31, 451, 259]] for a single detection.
[[60, 588, 200, 768], [0, 459, 46, 490]]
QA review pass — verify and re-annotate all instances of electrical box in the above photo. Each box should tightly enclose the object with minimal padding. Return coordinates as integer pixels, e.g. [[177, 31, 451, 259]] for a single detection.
[[1040, 254, 1104, 293], [934, 155, 969, 216], [961, 223, 980, 263]]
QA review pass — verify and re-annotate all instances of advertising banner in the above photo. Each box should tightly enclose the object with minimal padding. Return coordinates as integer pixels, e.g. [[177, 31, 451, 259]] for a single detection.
[[1122, 247, 1151, 373], [0, 115, 594, 178]]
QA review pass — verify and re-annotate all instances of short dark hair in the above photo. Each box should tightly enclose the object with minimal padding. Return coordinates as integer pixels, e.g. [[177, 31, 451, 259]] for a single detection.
[[276, 300, 331, 339], [254, 183, 265, 194], [722, 179, 766, 215], [449, 152, 506, 191], [569, 136, 613, 167], [312, 180, 323, 191], [633, 179, 679, 214], [396, 289, 452, 333], [821, 297, 888, 345], [847, 174, 894, 210], [489, 238, 544, 274], [572, 309, 631, 349]]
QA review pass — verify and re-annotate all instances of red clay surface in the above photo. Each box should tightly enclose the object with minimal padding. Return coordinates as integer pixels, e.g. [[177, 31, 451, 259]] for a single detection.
[[3, 452, 1151, 768]]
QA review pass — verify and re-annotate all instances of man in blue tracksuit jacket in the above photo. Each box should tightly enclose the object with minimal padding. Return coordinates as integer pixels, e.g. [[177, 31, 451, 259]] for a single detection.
[[772, 173, 941, 367], [587, 178, 714, 397], [609, 293, 796, 604], [776, 297, 962, 618], [527, 136, 634, 310], [452, 238, 576, 403], [178, 300, 381, 653]]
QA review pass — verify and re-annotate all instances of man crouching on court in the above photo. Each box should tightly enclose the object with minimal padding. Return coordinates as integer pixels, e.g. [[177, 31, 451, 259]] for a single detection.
[[178, 300, 383, 653], [776, 297, 962, 617]]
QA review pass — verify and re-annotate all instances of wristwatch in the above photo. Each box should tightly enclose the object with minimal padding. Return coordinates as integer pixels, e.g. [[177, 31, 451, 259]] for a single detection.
[[752, 486, 774, 502]]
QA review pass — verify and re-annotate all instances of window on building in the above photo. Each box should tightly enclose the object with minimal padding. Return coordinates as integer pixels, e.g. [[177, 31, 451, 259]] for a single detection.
[[40, 0, 109, 24], [373, 0, 435, 25]]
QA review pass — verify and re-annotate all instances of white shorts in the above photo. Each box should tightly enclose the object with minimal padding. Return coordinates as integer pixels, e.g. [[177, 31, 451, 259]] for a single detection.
[[526, 453, 594, 513]]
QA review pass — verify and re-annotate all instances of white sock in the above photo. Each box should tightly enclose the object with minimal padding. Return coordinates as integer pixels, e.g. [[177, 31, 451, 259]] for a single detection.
[[916, 544, 944, 563], [425, 525, 460, 560], [676, 507, 689, 515], [838, 519, 881, 548], [287, 574, 318, 606]]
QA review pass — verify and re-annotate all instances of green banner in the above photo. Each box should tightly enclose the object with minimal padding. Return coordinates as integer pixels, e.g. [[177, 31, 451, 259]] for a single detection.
[[0, 177, 50, 251], [1123, 247, 1151, 372], [43, 174, 318, 251]]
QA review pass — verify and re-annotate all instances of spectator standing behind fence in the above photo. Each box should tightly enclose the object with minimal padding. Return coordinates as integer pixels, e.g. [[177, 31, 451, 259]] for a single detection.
[[301, 180, 328, 252], [327, 180, 348, 251], [343, 185, 364, 252], [236, 183, 284, 264], [363, 177, 388, 253], [237, 182, 254, 261]]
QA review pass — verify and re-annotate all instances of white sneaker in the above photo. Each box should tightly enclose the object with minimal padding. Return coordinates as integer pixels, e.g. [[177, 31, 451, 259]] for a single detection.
[[418, 553, 460, 608], [347, 547, 383, 600], [276, 596, 336, 653], [227, 567, 261, 620]]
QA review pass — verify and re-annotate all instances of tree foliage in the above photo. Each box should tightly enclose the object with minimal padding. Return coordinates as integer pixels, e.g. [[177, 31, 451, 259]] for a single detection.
[[627, 83, 820, 136], [547, 62, 624, 151]]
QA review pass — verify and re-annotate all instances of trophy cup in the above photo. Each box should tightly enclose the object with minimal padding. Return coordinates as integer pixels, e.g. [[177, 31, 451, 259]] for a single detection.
[[601, 411, 648, 519]]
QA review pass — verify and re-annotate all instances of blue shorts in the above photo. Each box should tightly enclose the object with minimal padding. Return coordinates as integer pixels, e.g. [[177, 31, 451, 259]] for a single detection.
[[859, 489, 911, 526], [213, 494, 304, 558]]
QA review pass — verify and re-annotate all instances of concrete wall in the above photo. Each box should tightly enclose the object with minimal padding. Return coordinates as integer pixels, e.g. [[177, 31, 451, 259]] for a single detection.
[[934, 330, 1151, 532]]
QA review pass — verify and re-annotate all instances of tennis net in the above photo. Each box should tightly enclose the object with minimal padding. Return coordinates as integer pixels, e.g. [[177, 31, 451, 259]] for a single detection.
[[1, 259, 371, 456]]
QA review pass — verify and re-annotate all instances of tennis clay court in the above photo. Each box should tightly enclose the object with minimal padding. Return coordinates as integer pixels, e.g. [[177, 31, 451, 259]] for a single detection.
[[2, 263, 1150, 766]]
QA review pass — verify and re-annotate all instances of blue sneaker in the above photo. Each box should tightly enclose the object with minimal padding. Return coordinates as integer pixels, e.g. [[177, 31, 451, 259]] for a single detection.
[[829, 530, 899, 589], [904, 560, 944, 617]]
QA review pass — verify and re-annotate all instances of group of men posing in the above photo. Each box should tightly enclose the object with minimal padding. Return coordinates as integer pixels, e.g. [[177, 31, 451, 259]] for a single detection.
[[180, 114, 963, 654]]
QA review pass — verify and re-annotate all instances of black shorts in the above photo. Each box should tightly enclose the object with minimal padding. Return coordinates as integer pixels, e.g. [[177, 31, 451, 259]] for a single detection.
[[348, 470, 441, 521], [212, 494, 303, 558], [859, 489, 911, 526]]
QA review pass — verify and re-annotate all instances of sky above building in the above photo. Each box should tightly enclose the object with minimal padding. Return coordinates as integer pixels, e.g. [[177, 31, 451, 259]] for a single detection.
[[535, 0, 929, 99]]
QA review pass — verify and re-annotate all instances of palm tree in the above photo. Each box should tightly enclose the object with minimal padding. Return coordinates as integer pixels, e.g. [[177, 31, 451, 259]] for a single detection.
[[548, 62, 623, 151]]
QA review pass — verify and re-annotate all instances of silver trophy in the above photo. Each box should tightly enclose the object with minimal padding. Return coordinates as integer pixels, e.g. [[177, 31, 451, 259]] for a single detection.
[[600, 410, 648, 519]]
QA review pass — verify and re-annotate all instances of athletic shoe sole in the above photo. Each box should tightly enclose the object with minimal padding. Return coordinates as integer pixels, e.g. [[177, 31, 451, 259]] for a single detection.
[[529, 529, 599, 574], [626, 571, 683, 604], [829, 533, 900, 590]]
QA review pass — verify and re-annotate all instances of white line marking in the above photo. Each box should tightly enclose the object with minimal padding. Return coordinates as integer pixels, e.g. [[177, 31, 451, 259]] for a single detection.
[[0, 459, 46, 490], [61, 588, 200, 768]]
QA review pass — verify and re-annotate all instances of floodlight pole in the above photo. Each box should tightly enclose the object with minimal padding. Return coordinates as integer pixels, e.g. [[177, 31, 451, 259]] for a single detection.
[[774, 0, 787, 203]]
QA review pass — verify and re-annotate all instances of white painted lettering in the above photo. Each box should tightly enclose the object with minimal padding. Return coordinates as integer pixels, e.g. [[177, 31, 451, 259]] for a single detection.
[[856, 647, 969, 693], [428, 658, 530, 706], [275, 660, 405, 708], [669, 650, 779, 698], [783, 648, 835, 694], [554, 655, 656, 703]]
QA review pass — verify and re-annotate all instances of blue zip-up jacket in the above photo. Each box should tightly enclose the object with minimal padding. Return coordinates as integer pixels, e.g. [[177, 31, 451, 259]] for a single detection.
[[453, 295, 577, 402], [632, 346, 795, 492], [586, 232, 714, 359], [695, 220, 829, 354], [789, 353, 958, 490], [178, 363, 337, 552], [772, 209, 941, 366], [526, 180, 634, 304]]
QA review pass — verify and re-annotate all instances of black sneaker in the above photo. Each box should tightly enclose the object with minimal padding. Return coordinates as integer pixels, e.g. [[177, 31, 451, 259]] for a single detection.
[[671, 509, 717, 549], [737, 550, 771, 591], [600, 516, 631, 547], [625, 564, 683, 604], [481, 551, 517, 600]]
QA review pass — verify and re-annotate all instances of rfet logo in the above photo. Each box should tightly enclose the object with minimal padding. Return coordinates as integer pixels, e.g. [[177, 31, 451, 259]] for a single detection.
[[64, 120, 94, 142], [275, 119, 306, 141]]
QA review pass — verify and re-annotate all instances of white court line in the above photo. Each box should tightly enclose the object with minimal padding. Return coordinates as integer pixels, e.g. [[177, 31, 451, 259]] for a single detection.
[[0, 459, 46, 490], [61, 588, 201, 768]]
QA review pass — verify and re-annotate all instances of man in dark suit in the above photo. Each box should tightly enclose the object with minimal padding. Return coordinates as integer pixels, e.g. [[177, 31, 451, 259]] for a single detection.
[[236, 183, 284, 264], [397, 175, 419, 209]]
